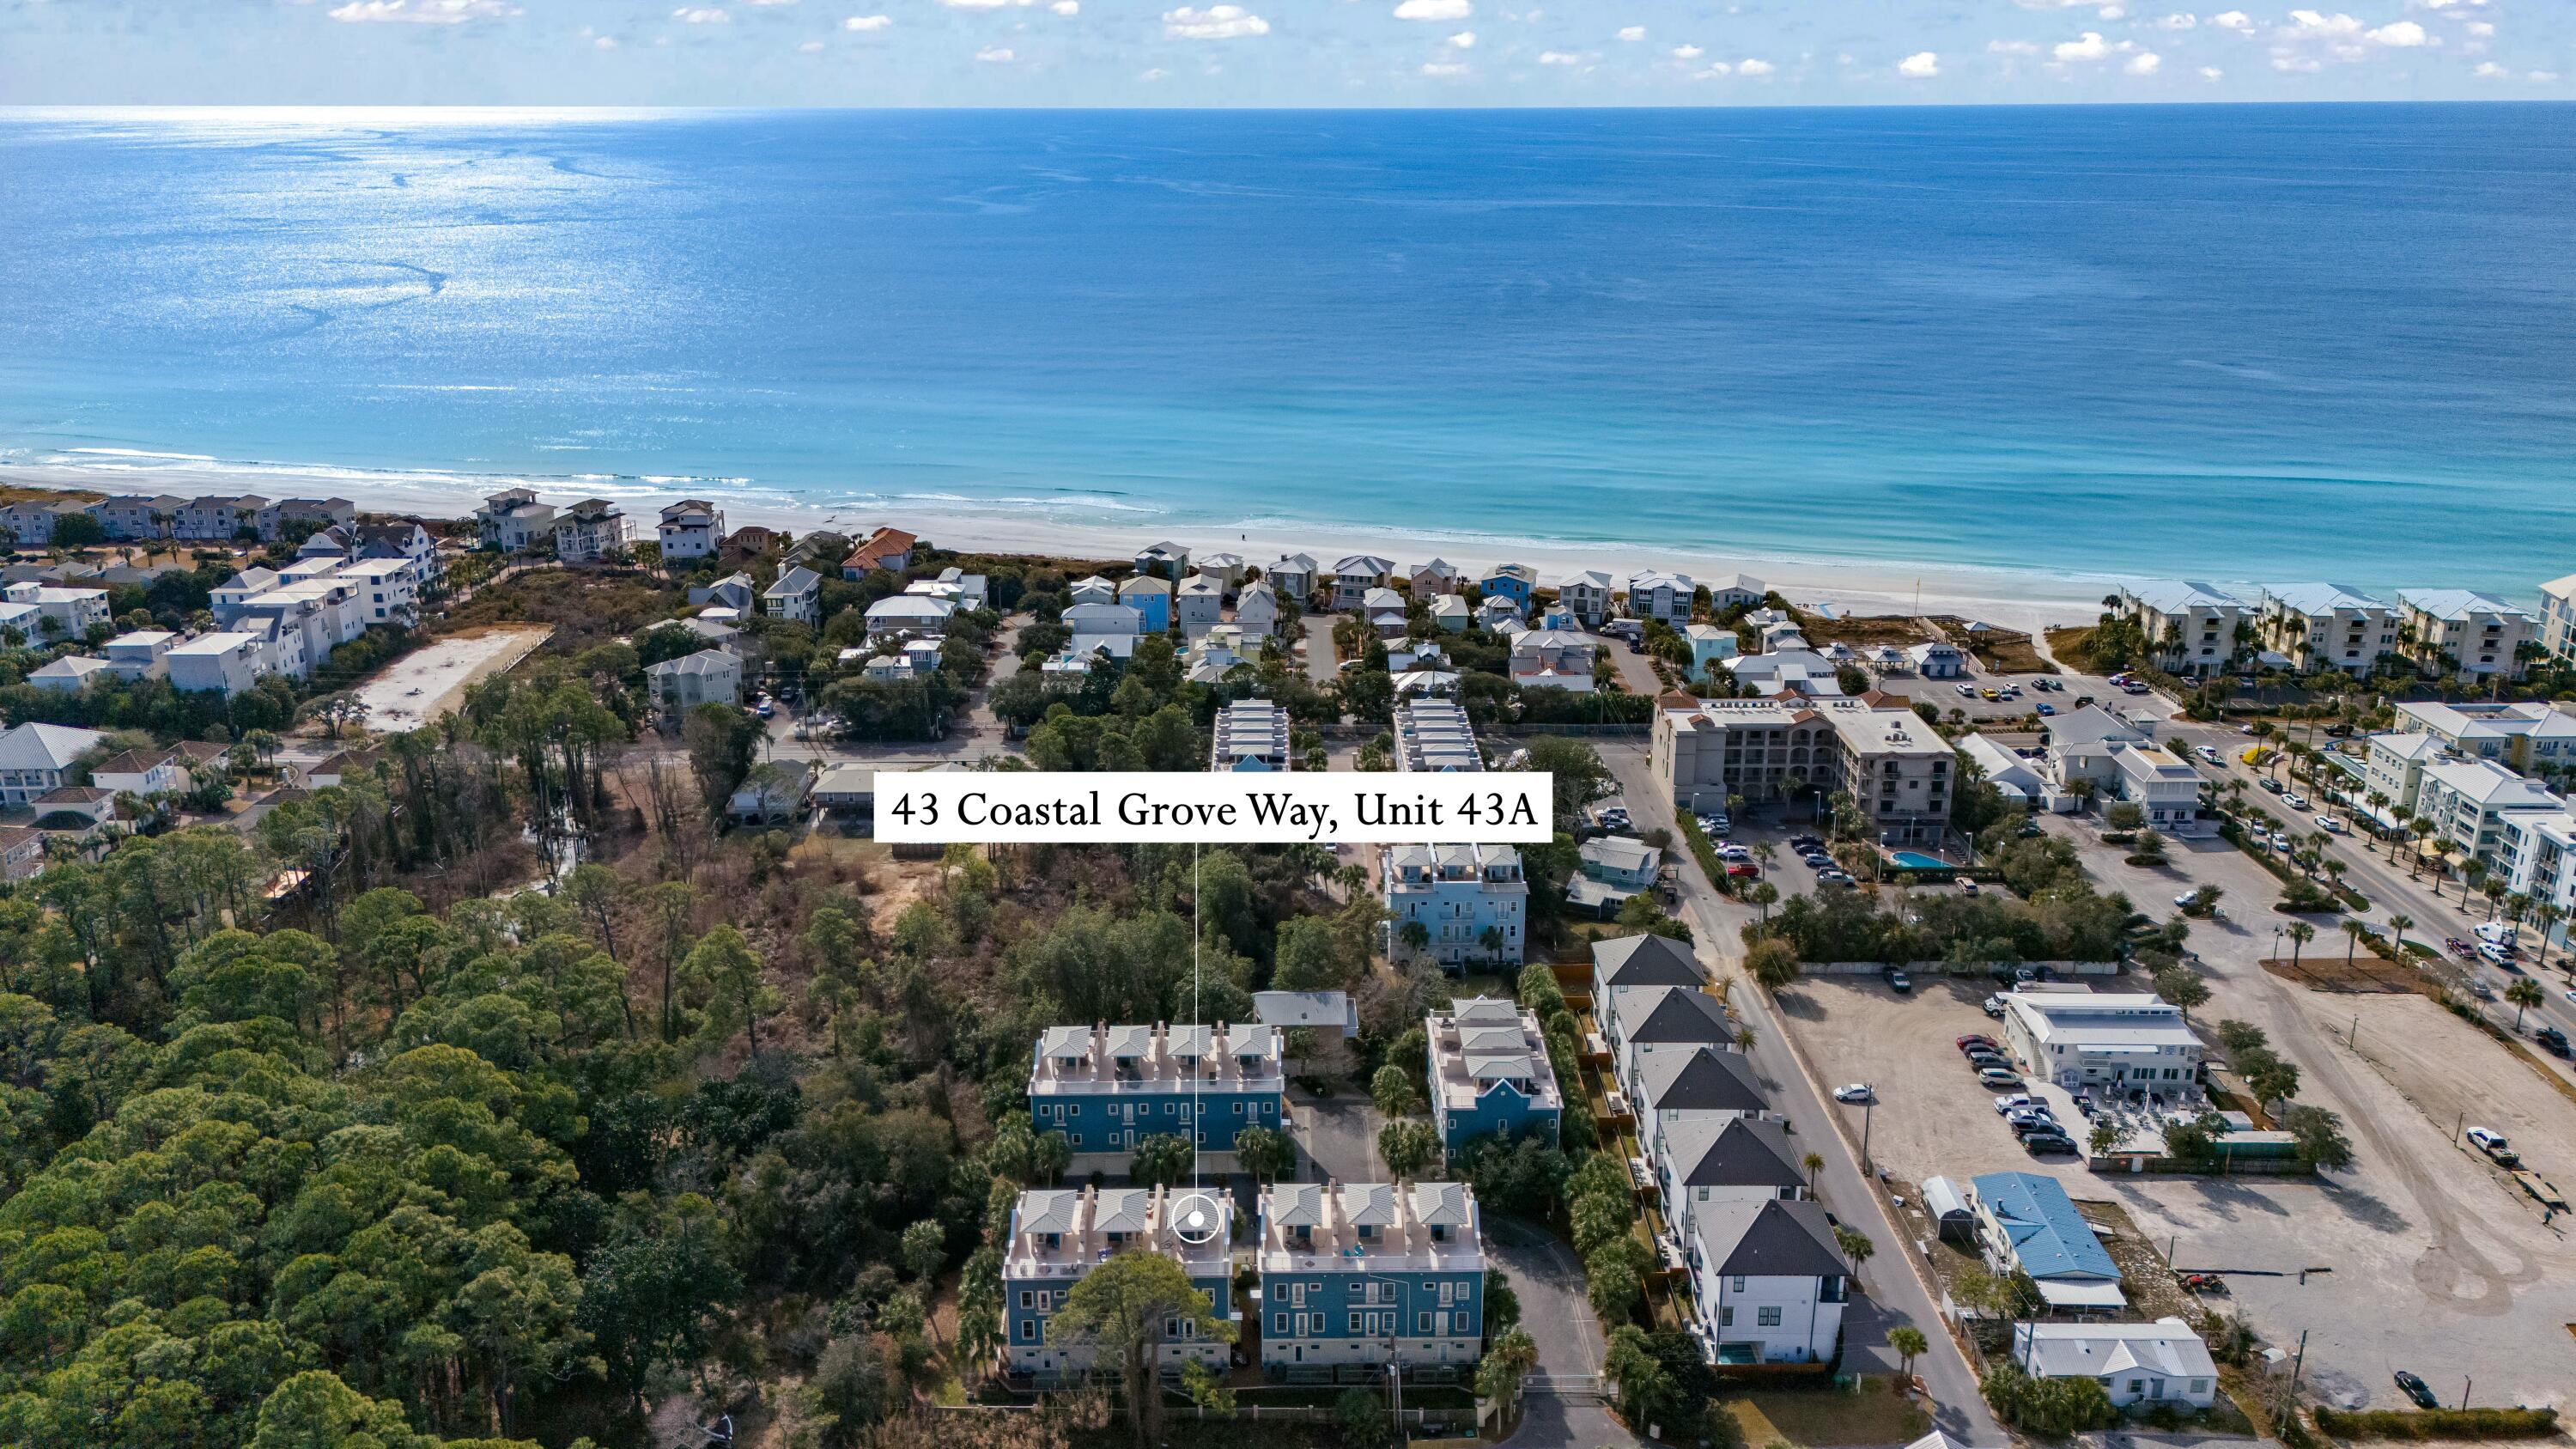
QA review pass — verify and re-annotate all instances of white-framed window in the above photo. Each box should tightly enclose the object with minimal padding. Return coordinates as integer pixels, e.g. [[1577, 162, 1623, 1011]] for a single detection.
[[1020, 1320, 1036, 1341], [1018, 1290, 1033, 1308], [1274, 1312, 1288, 1333], [1729, 1275, 1746, 1293], [1348, 1313, 1361, 1334], [1758, 1306, 1782, 1327], [1720, 1307, 1734, 1327], [1418, 1312, 1432, 1333]]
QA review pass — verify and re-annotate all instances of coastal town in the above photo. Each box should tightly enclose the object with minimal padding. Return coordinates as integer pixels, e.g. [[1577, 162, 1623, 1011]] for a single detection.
[[3, 480, 2575, 1449]]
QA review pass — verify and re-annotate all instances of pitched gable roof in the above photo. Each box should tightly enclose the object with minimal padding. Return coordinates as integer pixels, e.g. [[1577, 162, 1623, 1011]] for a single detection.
[[1662, 1115, 1803, 1190], [1635, 1045, 1766, 1116], [1692, 1197, 1846, 1279]]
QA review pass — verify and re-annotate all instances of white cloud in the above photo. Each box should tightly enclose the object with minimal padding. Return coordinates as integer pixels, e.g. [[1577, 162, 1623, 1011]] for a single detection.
[[747, 0, 799, 6], [2271, 52, 2322, 68], [327, 0, 518, 21], [1139, 65, 1170, 78], [1617, 24, 1644, 40], [1989, 38, 2041, 52], [1421, 59, 1470, 73], [2159, 11, 2197, 27], [1692, 61, 1735, 76], [2126, 49, 2162, 70], [2055, 30, 2111, 58], [843, 12, 890, 27], [1448, 29, 1475, 46], [671, 5, 728, 20], [1671, 43, 1703, 58], [2366, 19, 2427, 43], [1898, 50, 1939, 75], [1537, 48, 1583, 63], [1737, 56, 1774, 74], [2210, 9, 2253, 27], [2472, 59, 2502, 75], [1163, 3, 1268, 37], [592, 33, 618, 46], [2464, 21, 2493, 36], [2098, 3, 2126, 17], [798, 38, 824, 49], [2200, 63, 2223, 75], [1392, 0, 1471, 18], [2282, 9, 2361, 34], [2530, 69, 2557, 80], [1052, 1, 1078, 13], [975, 44, 1014, 59]]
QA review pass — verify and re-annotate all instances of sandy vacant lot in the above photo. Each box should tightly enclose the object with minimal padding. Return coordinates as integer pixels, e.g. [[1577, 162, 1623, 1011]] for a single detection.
[[349, 626, 550, 734]]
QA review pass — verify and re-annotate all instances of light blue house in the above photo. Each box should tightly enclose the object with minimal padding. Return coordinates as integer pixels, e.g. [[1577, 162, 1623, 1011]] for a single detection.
[[1257, 1181, 1486, 1380], [1479, 563, 1536, 611], [1686, 623, 1741, 676], [1003, 1184, 1236, 1386], [1118, 575, 1172, 632], [1030, 1022, 1285, 1169], [1425, 997, 1561, 1151], [1970, 1171, 2127, 1312]]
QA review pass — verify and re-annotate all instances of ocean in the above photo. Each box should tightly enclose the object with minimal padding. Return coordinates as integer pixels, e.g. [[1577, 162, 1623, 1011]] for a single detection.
[[2, 104, 2572, 596]]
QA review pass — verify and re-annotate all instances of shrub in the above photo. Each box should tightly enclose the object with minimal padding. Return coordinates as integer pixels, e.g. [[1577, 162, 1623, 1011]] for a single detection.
[[2312, 1407, 2559, 1441]]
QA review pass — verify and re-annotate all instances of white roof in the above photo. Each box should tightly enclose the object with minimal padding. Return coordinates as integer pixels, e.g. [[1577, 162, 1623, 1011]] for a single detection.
[[0, 722, 106, 770], [2367, 731, 2449, 763], [646, 648, 741, 678], [2263, 582, 2388, 615], [2125, 580, 2243, 613], [866, 596, 956, 623], [2400, 588, 2531, 622], [2420, 756, 2562, 810], [1559, 569, 1613, 591], [2012, 1318, 2217, 1383], [2003, 988, 2201, 1051], [167, 631, 262, 657]]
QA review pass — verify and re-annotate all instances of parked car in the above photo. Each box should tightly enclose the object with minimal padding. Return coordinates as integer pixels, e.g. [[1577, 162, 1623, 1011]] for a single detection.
[[2034, 702, 2056, 716], [1956, 1034, 1998, 1050], [1983, 995, 2008, 1020], [1832, 1084, 1874, 1104], [1956, 684, 1978, 697], [1978, 1068, 2025, 1089], [2319, 816, 2348, 834], [2537, 1026, 2570, 1056], [2466, 1127, 2519, 1166], [2023, 1132, 2078, 1156], [1993, 1093, 2040, 1114], [2011, 1117, 2065, 1140], [2259, 776, 2285, 794], [1956, 876, 1979, 895], [2074, 694, 2095, 708], [1726, 861, 1759, 878], [2282, 792, 2310, 810], [2173, 890, 2203, 910], [1886, 970, 1912, 993], [2395, 1372, 2439, 1410]]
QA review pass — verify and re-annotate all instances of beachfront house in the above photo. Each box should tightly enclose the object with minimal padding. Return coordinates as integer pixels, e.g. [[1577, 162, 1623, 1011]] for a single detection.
[[1479, 563, 1536, 610], [1027, 1020, 1284, 1168], [98, 494, 188, 540], [551, 499, 631, 563], [173, 495, 268, 542], [1193, 551, 1246, 593], [1002, 1185, 1236, 1387], [0, 497, 102, 548], [1133, 540, 1189, 581], [658, 500, 725, 561], [2542, 573, 2576, 664], [1687, 1198, 1849, 1367], [1255, 1182, 1485, 1378], [2397, 589, 2536, 681], [1704, 574, 1766, 612], [2114, 581, 2247, 679], [1409, 558, 1461, 597], [1425, 997, 1561, 1151], [1265, 553, 1319, 604], [1329, 556, 1396, 612], [477, 489, 559, 551], [841, 527, 917, 577], [1557, 569, 1614, 627], [1626, 569, 1696, 624]]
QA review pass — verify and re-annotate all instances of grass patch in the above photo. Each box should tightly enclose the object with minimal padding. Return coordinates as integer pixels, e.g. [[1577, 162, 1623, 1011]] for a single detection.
[[1722, 1378, 1931, 1447], [2313, 1406, 2560, 1441], [434, 566, 690, 654]]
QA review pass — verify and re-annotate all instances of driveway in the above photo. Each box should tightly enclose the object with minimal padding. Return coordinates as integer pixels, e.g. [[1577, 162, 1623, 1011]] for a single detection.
[[1487, 1217, 1640, 1448], [1288, 1083, 1384, 1184]]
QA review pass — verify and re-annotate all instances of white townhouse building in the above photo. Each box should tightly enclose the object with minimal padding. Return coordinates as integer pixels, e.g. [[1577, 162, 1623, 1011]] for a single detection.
[[763, 566, 824, 626], [2009, 1319, 2217, 1409], [173, 495, 269, 541], [1633, 1044, 1771, 1167], [1589, 932, 1703, 1012], [657, 499, 725, 561], [2397, 588, 2535, 680], [1264, 553, 1319, 605], [1234, 579, 1281, 636], [0, 582, 110, 638], [101, 630, 176, 680], [1211, 698, 1292, 770], [0, 723, 106, 807], [645, 649, 747, 720], [1383, 843, 1526, 970], [2000, 987, 2202, 1096], [1626, 569, 1696, 624], [2392, 700, 2576, 776], [2541, 572, 2576, 663], [1604, 984, 1737, 1109], [2114, 581, 2247, 678], [1687, 1198, 1850, 1367], [2360, 731, 2448, 816], [1557, 569, 1614, 628], [2410, 756, 2564, 868], [2256, 583, 2397, 676], [165, 633, 274, 697], [1657, 1114, 1805, 1251], [97, 494, 188, 540]]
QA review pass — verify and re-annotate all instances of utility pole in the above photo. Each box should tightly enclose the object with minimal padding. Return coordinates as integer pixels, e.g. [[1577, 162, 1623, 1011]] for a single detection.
[[1860, 1098, 1875, 1179], [2289, 1329, 2307, 1392]]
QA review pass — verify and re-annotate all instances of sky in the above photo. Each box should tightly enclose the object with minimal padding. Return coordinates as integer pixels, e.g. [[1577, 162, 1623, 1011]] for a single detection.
[[0, 0, 2564, 106]]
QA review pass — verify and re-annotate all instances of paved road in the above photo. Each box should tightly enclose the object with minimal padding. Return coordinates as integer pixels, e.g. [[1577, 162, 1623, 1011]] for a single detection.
[[1301, 614, 1341, 688], [1486, 1217, 1640, 1448], [1589, 738, 2008, 1444]]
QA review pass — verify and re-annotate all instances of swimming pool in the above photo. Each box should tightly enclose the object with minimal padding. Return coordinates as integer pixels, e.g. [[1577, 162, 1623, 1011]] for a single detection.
[[1887, 850, 1951, 871]]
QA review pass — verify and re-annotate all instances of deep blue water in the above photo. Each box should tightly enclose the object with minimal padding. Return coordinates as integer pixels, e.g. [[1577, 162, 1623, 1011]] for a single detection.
[[2, 105, 2572, 593]]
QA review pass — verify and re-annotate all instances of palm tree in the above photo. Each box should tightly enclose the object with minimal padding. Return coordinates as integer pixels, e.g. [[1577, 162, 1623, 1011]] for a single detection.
[[2386, 913, 2415, 956], [1802, 1151, 1825, 1193], [2533, 903, 2565, 973], [2506, 977, 2544, 1033], [2459, 857, 2487, 908], [2286, 921, 2316, 967], [2341, 919, 2366, 964], [2482, 877, 2508, 922]]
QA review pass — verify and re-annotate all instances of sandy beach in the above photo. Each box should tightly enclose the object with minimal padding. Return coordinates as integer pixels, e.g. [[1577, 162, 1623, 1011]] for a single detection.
[[1, 460, 2128, 632]]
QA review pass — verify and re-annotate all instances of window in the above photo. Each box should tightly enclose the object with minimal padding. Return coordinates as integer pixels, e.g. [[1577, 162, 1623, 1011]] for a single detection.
[[1758, 1306, 1782, 1327], [1729, 1276, 1746, 1293], [1018, 1290, 1033, 1308], [1418, 1312, 1432, 1333], [1019, 1320, 1036, 1341], [1348, 1313, 1361, 1334], [1720, 1307, 1734, 1327]]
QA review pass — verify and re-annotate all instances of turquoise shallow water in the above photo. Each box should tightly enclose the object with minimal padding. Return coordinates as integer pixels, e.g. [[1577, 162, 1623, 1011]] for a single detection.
[[1, 105, 2572, 594]]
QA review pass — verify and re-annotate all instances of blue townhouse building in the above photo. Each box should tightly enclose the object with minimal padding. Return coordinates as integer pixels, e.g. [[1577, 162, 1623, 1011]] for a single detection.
[[1001, 1184, 1236, 1386], [1424, 997, 1562, 1152], [1478, 563, 1536, 612], [1030, 1020, 1285, 1171], [1256, 1180, 1486, 1381]]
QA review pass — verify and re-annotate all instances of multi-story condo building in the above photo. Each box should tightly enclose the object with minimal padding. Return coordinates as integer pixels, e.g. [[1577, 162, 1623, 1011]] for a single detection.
[[2397, 589, 2535, 680], [1001, 1184, 1236, 1387], [2542, 573, 2576, 664], [2113, 581, 2247, 678], [1212, 698, 1292, 770], [1657, 1113, 1806, 1251], [2391, 700, 2576, 776], [2410, 757, 2563, 867], [173, 495, 270, 542], [1384, 844, 1526, 971], [166, 633, 275, 697], [1256, 1181, 1485, 1379], [260, 497, 356, 541], [552, 498, 632, 563], [1425, 997, 1560, 1151], [1602, 983, 1738, 1113], [0, 498, 101, 547], [0, 582, 110, 639], [657, 500, 725, 561], [2360, 731, 2447, 815], [2256, 584, 2397, 676], [1686, 1197, 1849, 1367], [1029, 1021, 1285, 1166], [1634, 1044, 1770, 1164], [0, 723, 107, 807], [1652, 693, 1952, 844], [97, 494, 188, 540]]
